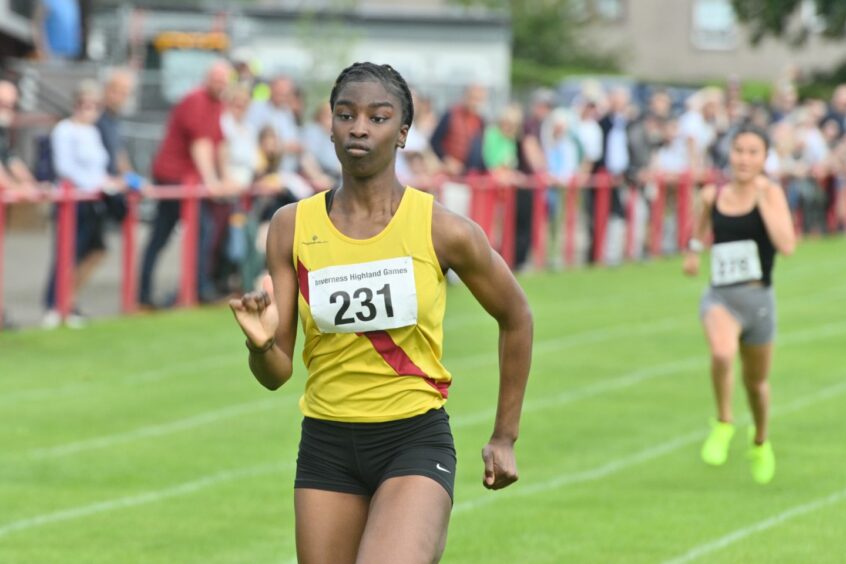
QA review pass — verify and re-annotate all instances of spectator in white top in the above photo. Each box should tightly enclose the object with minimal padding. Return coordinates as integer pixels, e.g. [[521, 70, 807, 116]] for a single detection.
[[51, 82, 117, 192], [769, 80, 798, 123], [221, 84, 258, 189], [247, 76, 302, 173], [678, 87, 724, 175], [576, 99, 603, 169], [542, 108, 584, 266], [43, 80, 123, 328], [302, 102, 341, 185], [396, 89, 440, 186]]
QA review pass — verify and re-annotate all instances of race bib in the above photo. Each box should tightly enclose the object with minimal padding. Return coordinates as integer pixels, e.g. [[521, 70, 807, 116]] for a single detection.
[[308, 257, 417, 333], [711, 240, 762, 286]]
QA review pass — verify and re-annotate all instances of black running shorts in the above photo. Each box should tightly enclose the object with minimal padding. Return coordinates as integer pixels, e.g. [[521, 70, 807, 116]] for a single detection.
[[295, 407, 457, 501]]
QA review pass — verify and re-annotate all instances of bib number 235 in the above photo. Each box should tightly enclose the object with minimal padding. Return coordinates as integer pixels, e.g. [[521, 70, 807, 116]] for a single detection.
[[308, 256, 418, 333]]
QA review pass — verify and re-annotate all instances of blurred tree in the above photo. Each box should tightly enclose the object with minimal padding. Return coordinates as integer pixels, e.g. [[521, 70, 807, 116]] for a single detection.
[[731, 0, 846, 45], [451, 0, 619, 87], [731, 0, 846, 99]]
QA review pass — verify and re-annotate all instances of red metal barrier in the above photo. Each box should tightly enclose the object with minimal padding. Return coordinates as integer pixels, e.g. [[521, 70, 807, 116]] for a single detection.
[[499, 185, 517, 268], [649, 174, 666, 257], [178, 180, 201, 307], [0, 195, 5, 324], [676, 172, 693, 252], [563, 176, 579, 267], [2, 167, 836, 331], [625, 184, 637, 261], [55, 181, 77, 320], [592, 171, 612, 264], [531, 174, 548, 270], [121, 192, 140, 314]]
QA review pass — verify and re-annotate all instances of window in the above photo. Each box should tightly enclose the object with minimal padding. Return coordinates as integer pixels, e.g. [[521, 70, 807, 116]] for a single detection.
[[691, 0, 738, 51], [570, 0, 624, 22], [800, 0, 826, 34], [160, 50, 221, 104], [595, 0, 624, 21]]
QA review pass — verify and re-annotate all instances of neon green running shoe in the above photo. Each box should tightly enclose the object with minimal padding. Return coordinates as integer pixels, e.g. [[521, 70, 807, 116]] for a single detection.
[[700, 419, 735, 466], [748, 434, 776, 485]]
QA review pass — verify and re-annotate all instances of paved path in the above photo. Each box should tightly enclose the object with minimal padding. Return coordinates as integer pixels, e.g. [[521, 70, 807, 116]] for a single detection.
[[3, 219, 182, 329]]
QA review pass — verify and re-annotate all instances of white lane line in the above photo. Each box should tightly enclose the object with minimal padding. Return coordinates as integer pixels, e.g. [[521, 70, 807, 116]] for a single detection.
[[0, 461, 291, 539], [0, 352, 240, 407], [445, 252, 846, 331], [22, 354, 698, 460], [4, 277, 840, 406], [9, 316, 689, 458], [4, 379, 844, 540], [777, 319, 846, 345], [18, 356, 695, 461], [448, 315, 688, 370], [442, 257, 846, 331], [452, 377, 846, 515], [2, 313, 684, 407], [17, 317, 846, 460], [26, 397, 282, 459], [450, 357, 701, 427], [663, 487, 846, 564]]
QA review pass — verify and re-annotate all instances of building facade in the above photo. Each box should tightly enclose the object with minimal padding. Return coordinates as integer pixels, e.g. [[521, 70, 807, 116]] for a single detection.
[[580, 0, 846, 83]]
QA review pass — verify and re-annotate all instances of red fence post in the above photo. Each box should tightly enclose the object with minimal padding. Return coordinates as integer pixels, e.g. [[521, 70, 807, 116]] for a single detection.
[[121, 192, 139, 314], [592, 171, 611, 264], [625, 183, 638, 261], [500, 183, 517, 268], [649, 174, 666, 257], [563, 175, 579, 267], [0, 194, 5, 330], [478, 176, 497, 244], [55, 181, 77, 320], [178, 181, 200, 307], [531, 174, 548, 270], [824, 174, 838, 233], [677, 172, 693, 252], [466, 172, 479, 226]]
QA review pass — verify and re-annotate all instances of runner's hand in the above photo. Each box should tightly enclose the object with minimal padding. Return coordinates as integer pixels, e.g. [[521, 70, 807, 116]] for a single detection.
[[481, 438, 519, 490], [682, 253, 699, 277], [230, 277, 279, 346]]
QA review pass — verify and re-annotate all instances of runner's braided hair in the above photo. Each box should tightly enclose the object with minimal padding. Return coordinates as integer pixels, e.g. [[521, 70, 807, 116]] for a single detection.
[[329, 62, 414, 128]]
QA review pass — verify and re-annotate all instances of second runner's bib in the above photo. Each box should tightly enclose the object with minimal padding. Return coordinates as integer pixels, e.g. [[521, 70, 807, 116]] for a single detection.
[[711, 239, 762, 286], [308, 256, 417, 333]]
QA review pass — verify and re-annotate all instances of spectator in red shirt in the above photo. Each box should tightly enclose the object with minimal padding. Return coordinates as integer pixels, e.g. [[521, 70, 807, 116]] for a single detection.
[[139, 60, 236, 308], [430, 84, 487, 175]]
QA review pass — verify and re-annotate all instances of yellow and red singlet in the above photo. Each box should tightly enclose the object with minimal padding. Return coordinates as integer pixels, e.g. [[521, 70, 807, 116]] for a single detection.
[[293, 187, 451, 422]]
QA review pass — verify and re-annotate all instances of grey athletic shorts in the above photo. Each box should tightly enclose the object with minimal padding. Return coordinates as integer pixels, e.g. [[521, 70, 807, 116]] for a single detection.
[[699, 284, 776, 345]]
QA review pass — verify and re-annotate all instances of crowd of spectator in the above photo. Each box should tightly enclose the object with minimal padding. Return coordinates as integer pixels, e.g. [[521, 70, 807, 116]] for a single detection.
[[1, 59, 846, 328]]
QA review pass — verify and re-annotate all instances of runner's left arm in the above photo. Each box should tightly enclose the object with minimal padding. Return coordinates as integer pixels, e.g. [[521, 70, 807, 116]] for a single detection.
[[433, 205, 533, 490], [757, 179, 796, 256]]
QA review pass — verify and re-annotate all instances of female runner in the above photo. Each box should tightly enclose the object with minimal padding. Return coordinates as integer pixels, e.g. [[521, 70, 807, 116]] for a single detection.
[[684, 124, 795, 484], [230, 62, 533, 562]]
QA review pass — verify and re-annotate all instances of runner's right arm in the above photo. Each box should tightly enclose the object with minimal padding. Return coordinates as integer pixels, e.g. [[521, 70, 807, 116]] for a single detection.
[[229, 204, 299, 390], [683, 184, 716, 277]]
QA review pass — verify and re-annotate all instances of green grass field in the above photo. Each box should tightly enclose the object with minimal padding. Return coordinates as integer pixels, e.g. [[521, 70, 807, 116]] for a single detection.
[[2, 237, 845, 563]]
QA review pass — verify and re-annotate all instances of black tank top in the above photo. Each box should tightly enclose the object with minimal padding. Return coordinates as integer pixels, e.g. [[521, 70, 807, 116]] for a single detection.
[[711, 191, 776, 286]]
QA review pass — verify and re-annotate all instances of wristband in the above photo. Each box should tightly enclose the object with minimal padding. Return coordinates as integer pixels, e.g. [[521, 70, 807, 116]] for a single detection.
[[245, 337, 274, 354], [687, 238, 704, 253]]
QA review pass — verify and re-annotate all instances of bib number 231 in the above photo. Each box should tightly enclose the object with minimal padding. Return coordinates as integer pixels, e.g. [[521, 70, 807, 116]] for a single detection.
[[308, 256, 417, 333]]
